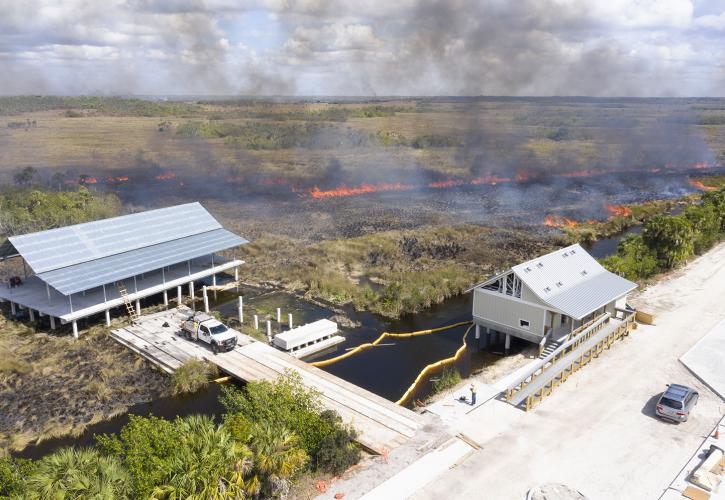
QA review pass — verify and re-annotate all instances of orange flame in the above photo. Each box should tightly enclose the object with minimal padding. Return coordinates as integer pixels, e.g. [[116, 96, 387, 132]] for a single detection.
[[155, 172, 176, 181], [544, 215, 579, 228], [688, 178, 717, 191], [428, 179, 465, 189], [605, 203, 632, 217], [105, 176, 129, 183], [309, 182, 416, 199]]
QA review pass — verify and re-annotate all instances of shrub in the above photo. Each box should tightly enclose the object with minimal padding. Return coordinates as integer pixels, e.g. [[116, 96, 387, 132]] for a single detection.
[[220, 371, 327, 456], [171, 359, 218, 395], [684, 204, 720, 254], [95, 415, 181, 498], [642, 215, 694, 269], [313, 411, 360, 474], [601, 233, 659, 280], [431, 367, 462, 396], [26, 447, 131, 499], [0, 455, 35, 498], [220, 372, 360, 474]]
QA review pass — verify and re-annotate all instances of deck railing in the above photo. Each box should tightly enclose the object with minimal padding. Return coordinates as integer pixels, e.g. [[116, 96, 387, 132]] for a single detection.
[[505, 311, 636, 410]]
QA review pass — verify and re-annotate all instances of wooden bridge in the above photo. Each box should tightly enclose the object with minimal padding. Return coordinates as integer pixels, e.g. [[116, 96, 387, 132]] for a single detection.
[[111, 307, 424, 454]]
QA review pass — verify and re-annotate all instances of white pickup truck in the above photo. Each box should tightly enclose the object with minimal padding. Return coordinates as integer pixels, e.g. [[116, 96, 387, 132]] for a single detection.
[[180, 312, 237, 354]]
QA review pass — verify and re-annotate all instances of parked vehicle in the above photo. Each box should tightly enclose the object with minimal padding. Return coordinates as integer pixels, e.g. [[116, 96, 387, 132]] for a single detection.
[[180, 312, 237, 354], [655, 384, 699, 422]]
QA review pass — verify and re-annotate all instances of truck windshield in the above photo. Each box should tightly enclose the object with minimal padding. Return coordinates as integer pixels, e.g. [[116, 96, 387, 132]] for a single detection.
[[209, 324, 228, 335]]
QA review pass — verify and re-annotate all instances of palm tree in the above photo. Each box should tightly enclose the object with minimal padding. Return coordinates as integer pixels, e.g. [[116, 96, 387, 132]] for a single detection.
[[151, 414, 255, 499], [26, 447, 131, 499], [249, 422, 308, 499]]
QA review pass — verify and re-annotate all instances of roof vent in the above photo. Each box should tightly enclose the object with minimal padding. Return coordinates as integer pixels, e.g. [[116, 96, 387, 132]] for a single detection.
[[562, 252, 569, 257], [570, 249, 577, 254], [544, 286, 551, 292], [537, 262, 544, 268], [581, 270, 588, 276], [556, 281, 563, 287], [524, 266, 532, 272]]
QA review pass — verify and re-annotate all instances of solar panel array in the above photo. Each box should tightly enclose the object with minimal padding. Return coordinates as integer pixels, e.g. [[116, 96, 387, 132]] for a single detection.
[[9, 203, 221, 274], [7, 203, 249, 296]]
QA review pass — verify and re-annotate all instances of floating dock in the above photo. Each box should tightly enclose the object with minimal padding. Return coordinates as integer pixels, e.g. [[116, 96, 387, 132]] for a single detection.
[[272, 318, 345, 358], [111, 308, 423, 453]]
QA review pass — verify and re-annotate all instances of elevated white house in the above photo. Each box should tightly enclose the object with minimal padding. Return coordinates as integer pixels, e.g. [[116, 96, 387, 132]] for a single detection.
[[469, 243, 637, 351], [0, 203, 248, 337]]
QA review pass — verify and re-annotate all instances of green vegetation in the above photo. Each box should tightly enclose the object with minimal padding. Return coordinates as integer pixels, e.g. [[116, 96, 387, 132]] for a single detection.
[[25, 447, 131, 499], [170, 359, 218, 395], [0, 373, 359, 499], [698, 114, 725, 125], [563, 198, 688, 244], [220, 371, 359, 473], [694, 175, 725, 190], [0, 96, 199, 117], [0, 186, 121, 238], [176, 120, 371, 149], [431, 367, 462, 396], [601, 187, 725, 280], [240, 225, 550, 318]]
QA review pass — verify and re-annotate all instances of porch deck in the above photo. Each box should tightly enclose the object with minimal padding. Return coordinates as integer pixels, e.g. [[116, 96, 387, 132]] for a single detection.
[[0, 256, 243, 324]]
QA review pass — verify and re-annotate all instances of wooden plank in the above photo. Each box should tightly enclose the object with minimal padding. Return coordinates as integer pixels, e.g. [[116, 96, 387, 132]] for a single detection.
[[510, 320, 624, 407], [110, 310, 422, 453]]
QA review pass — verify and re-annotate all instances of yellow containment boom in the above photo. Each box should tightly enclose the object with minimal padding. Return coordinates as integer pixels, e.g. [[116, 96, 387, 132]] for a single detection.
[[309, 321, 472, 368]]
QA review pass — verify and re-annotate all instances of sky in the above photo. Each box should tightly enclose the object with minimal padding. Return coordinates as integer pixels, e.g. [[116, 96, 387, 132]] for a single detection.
[[0, 0, 724, 96]]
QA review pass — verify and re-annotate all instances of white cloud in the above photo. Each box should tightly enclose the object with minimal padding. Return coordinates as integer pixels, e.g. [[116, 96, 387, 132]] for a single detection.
[[0, 0, 723, 96]]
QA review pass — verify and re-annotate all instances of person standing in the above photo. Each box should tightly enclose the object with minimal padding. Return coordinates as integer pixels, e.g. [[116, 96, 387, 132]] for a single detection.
[[470, 383, 477, 406]]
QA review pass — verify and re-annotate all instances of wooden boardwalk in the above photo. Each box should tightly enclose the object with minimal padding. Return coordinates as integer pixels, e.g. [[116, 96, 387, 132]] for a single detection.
[[111, 308, 423, 454]]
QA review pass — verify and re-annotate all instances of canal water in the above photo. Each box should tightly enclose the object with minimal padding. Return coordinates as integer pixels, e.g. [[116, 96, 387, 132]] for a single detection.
[[21, 222, 646, 460], [17, 287, 521, 459]]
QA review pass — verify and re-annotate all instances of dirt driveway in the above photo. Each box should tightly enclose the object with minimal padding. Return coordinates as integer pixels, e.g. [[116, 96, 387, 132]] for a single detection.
[[414, 242, 725, 500]]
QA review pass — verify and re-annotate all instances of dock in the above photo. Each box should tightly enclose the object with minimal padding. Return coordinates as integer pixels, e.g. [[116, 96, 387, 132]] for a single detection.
[[111, 308, 424, 453]]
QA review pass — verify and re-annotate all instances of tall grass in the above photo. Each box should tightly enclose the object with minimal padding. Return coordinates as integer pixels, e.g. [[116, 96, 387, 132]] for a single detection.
[[172, 360, 219, 395]]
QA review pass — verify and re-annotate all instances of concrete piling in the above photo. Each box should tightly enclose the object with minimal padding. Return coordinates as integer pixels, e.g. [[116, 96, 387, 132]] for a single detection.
[[505, 334, 511, 354], [72, 320, 79, 339], [105, 309, 111, 327], [276, 307, 281, 323], [254, 314, 259, 330], [10, 302, 15, 315], [50, 316, 56, 330], [238, 296, 243, 324], [28, 308, 35, 321], [288, 313, 293, 330], [135, 299, 141, 316], [266, 320, 272, 342], [177, 285, 182, 306], [163, 289, 168, 307], [203, 286, 209, 313]]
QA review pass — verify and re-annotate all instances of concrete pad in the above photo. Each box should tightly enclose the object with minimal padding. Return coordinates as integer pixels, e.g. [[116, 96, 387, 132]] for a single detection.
[[681, 319, 725, 400], [361, 438, 474, 500]]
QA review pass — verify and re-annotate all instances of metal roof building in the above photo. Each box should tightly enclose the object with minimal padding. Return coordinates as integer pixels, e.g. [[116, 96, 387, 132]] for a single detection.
[[0, 203, 248, 337], [469, 243, 637, 349]]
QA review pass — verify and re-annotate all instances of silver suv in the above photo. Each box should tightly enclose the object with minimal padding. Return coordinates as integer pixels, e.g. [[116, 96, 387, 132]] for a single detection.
[[655, 384, 699, 422]]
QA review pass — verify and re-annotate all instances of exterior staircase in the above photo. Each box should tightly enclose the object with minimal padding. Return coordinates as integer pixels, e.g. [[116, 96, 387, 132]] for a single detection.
[[116, 282, 139, 322], [539, 338, 564, 359]]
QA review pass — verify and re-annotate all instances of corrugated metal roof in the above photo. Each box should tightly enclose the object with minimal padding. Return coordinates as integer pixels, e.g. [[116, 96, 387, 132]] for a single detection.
[[8, 203, 221, 274], [511, 243, 637, 319], [37, 229, 248, 295]]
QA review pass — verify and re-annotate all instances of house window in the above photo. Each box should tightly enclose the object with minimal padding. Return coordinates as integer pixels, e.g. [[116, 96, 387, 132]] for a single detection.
[[519, 319, 530, 329]]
